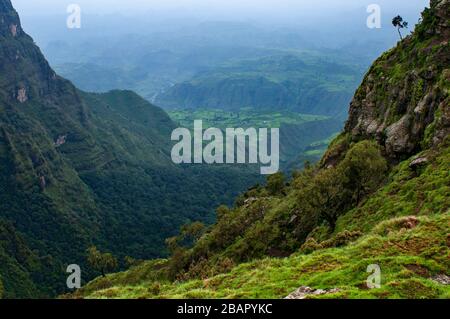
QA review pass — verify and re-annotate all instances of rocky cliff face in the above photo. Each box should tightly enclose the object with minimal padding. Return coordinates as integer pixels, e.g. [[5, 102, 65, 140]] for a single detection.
[[325, 0, 449, 165], [0, 0, 76, 107]]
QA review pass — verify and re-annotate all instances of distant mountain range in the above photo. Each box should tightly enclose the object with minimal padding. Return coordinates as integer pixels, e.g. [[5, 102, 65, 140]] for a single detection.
[[155, 54, 363, 118]]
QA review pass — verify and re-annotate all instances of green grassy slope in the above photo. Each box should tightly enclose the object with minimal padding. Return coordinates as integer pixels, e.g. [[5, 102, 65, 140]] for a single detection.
[[71, 140, 449, 299], [72, 213, 450, 299]]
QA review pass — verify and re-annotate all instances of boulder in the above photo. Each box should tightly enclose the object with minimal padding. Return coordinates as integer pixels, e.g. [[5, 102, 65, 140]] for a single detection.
[[284, 286, 340, 299], [409, 157, 429, 169]]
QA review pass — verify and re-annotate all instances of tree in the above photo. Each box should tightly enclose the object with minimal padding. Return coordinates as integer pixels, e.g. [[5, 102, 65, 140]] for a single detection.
[[392, 15, 408, 40], [311, 167, 351, 231], [124, 256, 142, 268], [340, 141, 388, 205], [309, 141, 387, 230], [165, 221, 206, 253], [165, 236, 180, 254], [216, 205, 230, 221], [86, 246, 118, 277], [181, 222, 206, 243], [266, 172, 286, 196]]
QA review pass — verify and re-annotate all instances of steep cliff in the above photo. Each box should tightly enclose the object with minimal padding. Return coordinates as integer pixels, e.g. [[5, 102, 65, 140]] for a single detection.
[[324, 0, 449, 165]]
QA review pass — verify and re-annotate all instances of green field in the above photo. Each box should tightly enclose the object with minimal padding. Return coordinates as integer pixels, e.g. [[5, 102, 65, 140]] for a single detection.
[[168, 108, 341, 171], [168, 108, 329, 129], [303, 133, 340, 156]]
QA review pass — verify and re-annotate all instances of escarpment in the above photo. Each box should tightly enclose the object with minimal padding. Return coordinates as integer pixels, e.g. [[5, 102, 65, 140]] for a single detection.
[[323, 0, 449, 166]]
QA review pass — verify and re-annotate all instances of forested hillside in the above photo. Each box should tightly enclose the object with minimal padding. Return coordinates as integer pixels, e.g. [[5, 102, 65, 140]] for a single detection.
[[0, 0, 259, 298]]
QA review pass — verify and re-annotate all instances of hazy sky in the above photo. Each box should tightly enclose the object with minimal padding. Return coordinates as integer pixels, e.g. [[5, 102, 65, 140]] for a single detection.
[[12, 0, 429, 18], [11, 0, 430, 48]]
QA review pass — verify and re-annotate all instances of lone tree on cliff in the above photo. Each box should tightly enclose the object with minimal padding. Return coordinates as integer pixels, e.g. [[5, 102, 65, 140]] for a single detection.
[[392, 15, 408, 40]]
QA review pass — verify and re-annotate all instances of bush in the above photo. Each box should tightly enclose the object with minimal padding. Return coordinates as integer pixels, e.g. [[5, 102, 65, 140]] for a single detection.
[[300, 238, 321, 254], [266, 172, 286, 196], [300, 231, 362, 254], [320, 230, 363, 248], [340, 140, 388, 204]]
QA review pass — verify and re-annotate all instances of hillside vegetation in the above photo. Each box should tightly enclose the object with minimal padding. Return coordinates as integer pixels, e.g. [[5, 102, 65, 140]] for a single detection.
[[72, 0, 450, 299], [0, 0, 260, 298]]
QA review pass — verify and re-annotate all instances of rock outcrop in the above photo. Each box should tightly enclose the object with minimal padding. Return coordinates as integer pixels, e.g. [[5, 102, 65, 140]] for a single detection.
[[284, 286, 341, 299], [0, 0, 78, 108], [324, 0, 449, 165], [431, 274, 450, 285], [16, 86, 27, 102]]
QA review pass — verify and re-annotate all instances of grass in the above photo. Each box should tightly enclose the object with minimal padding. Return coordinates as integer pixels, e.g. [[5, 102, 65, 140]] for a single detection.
[[72, 212, 449, 299], [336, 143, 450, 234]]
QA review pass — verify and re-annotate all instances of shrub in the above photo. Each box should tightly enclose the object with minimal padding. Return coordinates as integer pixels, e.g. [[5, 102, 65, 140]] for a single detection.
[[300, 238, 321, 254], [266, 172, 286, 196], [86, 246, 118, 277]]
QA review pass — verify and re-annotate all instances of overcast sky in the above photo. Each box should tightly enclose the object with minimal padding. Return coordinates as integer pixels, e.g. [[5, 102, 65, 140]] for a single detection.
[[12, 0, 429, 18]]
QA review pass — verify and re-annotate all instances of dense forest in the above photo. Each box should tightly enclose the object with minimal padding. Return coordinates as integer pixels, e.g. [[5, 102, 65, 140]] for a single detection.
[[0, 0, 260, 298]]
